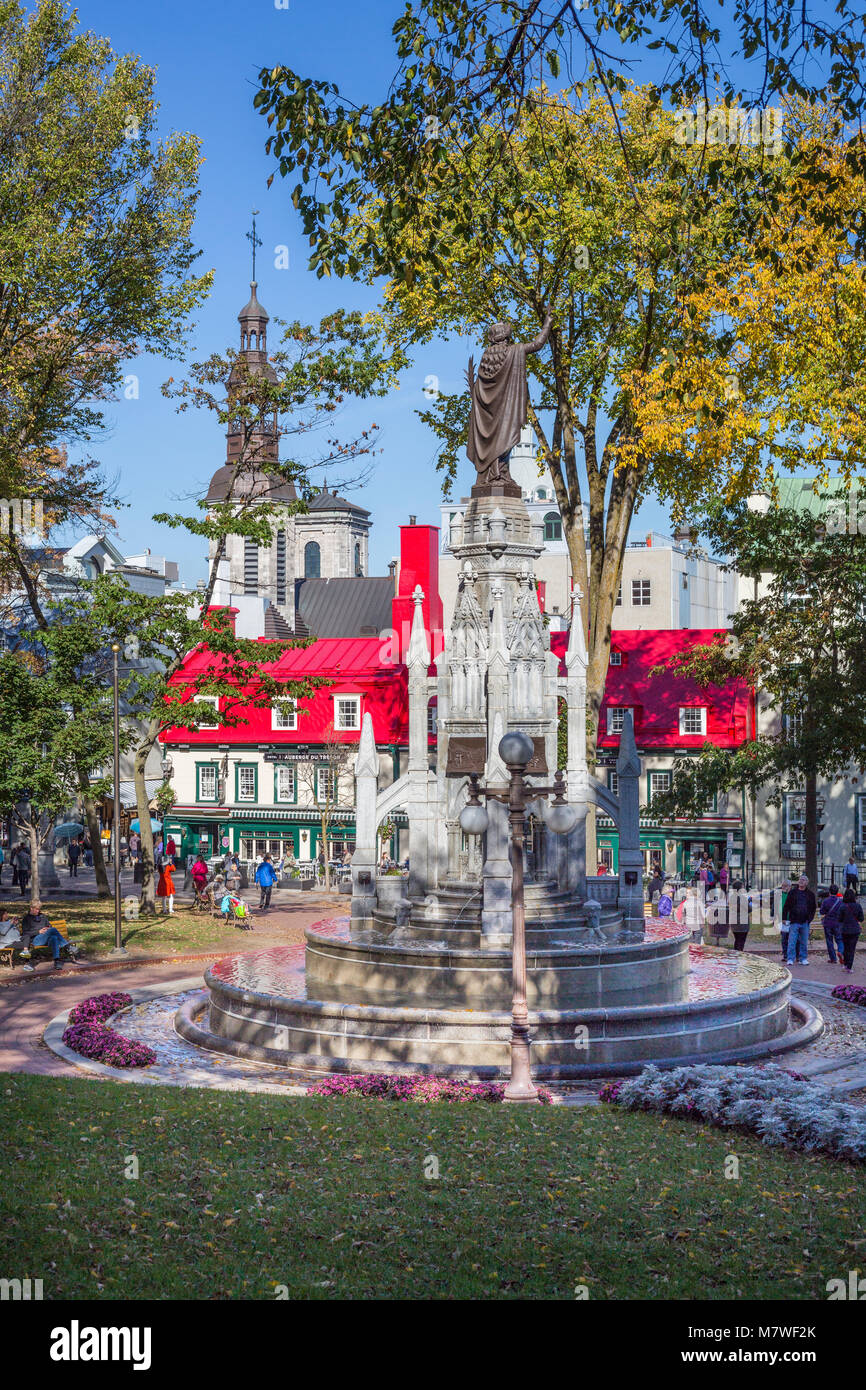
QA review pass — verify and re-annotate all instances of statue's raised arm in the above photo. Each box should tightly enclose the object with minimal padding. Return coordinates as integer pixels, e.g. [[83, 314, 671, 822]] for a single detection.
[[466, 311, 552, 493], [523, 309, 553, 357]]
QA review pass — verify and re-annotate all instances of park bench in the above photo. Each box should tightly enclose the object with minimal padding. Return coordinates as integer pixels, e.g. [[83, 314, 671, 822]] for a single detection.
[[0, 919, 72, 970]]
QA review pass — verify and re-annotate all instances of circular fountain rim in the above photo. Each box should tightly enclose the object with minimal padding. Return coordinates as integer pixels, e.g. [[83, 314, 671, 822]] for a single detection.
[[203, 948, 791, 1025]]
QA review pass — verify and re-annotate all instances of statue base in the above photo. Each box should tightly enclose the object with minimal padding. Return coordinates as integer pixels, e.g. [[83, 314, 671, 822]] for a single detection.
[[471, 480, 522, 500]]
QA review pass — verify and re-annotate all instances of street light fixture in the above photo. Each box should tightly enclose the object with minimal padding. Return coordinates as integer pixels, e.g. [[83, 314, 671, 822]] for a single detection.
[[459, 730, 579, 1104], [110, 644, 126, 956]]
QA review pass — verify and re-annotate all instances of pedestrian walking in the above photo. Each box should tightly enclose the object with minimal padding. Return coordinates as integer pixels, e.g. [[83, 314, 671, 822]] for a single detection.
[[16, 844, 31, 896], [844, 856, 860, 896], [782, 875, 816, 966], [190, 854, 209, 901], [255, 853, 278, 910], [10, 843, 19, 888], [839, 888, 864, 971], [67, 838, 81, 878], [730, 881, 752, 951], [156, 859, 176, 915], [820, 885, 845, 964], [718, 861, 730, 895], [647, 868, 665, 906]]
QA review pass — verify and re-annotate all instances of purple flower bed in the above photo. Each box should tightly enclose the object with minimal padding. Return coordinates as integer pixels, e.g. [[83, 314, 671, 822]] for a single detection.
[[62, 993, 156, 1069], [67, 992, 133, 1026], [307, 1073, 553, 1104], [832, 984, 866, 1007]]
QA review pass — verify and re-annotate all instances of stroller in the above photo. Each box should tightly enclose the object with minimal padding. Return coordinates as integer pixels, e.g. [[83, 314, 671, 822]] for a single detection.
[[220, 892, 254, 930]]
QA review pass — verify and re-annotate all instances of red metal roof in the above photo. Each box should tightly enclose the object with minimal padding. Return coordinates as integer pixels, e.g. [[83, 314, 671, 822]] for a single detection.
[[551, 628, 752, 750]]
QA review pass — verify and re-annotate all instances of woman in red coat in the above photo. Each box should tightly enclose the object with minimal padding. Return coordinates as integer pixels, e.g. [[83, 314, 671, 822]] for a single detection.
[[157, 860, 176, 915]]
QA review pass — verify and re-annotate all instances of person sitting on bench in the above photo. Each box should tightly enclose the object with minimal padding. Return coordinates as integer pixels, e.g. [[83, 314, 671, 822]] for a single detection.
[[0, 908, 21, 948], [18, 901, 76, 970]]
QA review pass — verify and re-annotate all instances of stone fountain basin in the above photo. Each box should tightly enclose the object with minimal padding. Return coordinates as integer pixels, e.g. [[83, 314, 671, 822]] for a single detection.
[[305, 923, 691, 1009], [178, 919, 814, 1080]]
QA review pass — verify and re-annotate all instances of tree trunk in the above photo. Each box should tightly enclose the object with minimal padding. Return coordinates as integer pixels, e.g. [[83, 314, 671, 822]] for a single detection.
[[321, 812, 330, 891], [77, 767, 110, 897], [134, 731, 159, 915], [27, 819, 40, 909], [804, 772, 819, 891]]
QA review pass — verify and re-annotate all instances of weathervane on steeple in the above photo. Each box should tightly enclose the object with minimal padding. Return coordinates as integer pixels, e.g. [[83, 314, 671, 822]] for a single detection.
[[246, 210, 262, 282]]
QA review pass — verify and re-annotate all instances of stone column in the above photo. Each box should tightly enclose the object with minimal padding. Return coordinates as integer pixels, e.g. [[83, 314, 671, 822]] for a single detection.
[[481, 711, 513, 941], [563, 590, 589, 896], [350, 712, 379, 931]]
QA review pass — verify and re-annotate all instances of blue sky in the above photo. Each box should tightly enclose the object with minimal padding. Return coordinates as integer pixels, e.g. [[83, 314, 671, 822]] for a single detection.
[[68, 0, 727, 581]]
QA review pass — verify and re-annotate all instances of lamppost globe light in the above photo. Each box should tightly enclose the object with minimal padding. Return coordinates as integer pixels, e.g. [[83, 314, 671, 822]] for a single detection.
[[499, 730, 534, 766], [459, 803, 490, 836], [544, 801, 580, 836]]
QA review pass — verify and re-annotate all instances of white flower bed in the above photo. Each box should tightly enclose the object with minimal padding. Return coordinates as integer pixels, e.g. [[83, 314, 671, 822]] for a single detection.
[[601, 1064, 866, 1162]]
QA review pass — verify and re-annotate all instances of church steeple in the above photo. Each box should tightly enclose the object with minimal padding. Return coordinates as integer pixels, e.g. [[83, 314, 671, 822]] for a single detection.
[[238, 281, 269, 357]]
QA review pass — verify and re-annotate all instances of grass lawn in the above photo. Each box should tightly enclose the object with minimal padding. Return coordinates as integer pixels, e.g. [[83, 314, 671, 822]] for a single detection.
[[0, 897, 238, 958], [1, 1072, 862, 1300]]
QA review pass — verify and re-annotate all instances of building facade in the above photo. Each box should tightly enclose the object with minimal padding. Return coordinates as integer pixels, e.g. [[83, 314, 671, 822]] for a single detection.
[[552, 628, 754, 877]]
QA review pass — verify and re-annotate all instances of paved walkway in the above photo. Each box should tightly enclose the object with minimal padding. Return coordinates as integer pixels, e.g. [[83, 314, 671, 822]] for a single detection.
[[0, 898, 339, 1078]]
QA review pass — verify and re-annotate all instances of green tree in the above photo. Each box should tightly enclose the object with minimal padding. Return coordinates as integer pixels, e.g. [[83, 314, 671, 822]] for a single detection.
[[0, 0, 211, 891], [0, 633, 115, 907], [255, 0, 866, 283], [360, 89, 865, 758], [651, 496, 866, 887]]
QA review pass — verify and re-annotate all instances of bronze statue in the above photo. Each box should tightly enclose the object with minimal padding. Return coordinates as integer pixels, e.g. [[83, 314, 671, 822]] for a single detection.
[[466, 311, 552, 488]]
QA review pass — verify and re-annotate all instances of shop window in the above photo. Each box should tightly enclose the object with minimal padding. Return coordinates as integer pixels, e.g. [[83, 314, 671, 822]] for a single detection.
[[276, 765, 296, 802]]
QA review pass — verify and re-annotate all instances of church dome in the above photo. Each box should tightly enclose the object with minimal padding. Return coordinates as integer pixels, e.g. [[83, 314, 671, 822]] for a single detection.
[[307, 483, 370, 517], [206, 465, 297, 504]]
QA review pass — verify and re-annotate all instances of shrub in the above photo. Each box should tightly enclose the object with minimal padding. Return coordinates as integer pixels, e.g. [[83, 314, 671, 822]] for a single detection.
[[832, 984, 866, 1007], [307, 1073, 553, 1103], [62, 993, 156, 1068], [598, 1062, 866, 1161]]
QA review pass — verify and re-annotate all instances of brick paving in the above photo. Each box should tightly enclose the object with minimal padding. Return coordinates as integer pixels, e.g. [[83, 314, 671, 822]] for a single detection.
[[0, 900, 334, 1080]]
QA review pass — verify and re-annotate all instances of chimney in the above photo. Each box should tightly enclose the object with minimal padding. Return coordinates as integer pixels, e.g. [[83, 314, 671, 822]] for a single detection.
[[204, 604, 238, 636], [391, 522, 444, 662]]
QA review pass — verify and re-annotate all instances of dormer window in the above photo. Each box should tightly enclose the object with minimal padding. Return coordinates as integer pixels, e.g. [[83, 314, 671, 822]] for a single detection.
[[607, 706, 629, 734], [335, 695, 361, 731], [609, 650, 622, 666], [678, 706, 707, 736]]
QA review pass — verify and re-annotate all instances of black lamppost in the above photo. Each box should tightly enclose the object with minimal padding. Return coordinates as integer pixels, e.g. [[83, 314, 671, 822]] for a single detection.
[[459, 730, 579, 1104]]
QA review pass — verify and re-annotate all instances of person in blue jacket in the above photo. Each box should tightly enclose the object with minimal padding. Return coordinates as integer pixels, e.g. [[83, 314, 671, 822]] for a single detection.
[[255, 853, 279, 910]]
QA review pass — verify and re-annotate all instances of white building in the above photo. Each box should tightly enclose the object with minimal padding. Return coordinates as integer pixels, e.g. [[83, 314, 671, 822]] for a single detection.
[[439, 429, 737, 630]]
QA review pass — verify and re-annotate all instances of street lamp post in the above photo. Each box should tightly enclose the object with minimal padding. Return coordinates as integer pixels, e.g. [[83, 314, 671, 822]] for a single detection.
[[110, 644, 126, 956], [460, 731, 579, 1104]]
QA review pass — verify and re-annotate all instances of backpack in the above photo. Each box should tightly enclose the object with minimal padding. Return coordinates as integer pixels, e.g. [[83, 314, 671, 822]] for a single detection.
[[705, 867, 715, 885]]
